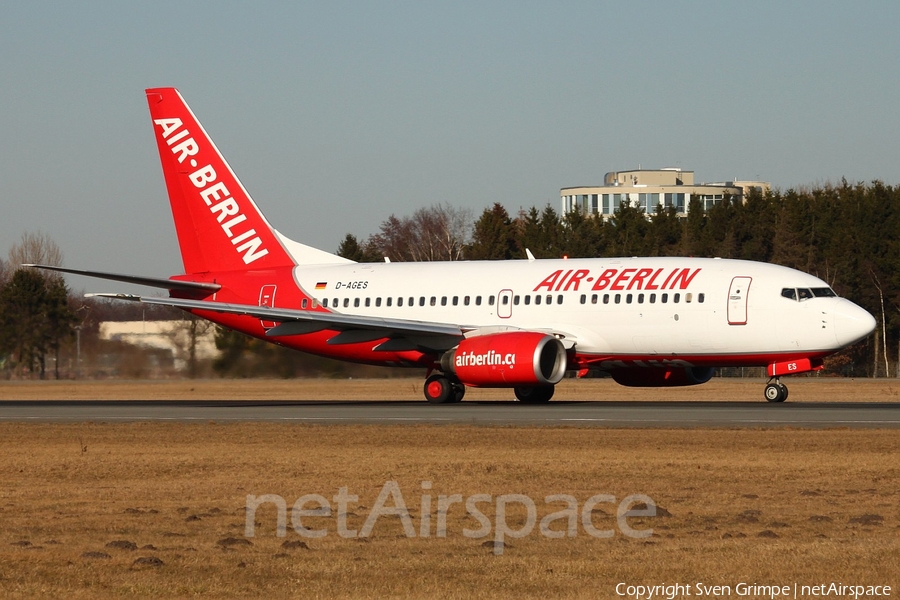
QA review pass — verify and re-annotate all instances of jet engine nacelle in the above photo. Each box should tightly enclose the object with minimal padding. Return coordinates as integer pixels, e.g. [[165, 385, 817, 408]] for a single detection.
[[610, 366, 715, 387], [441, 332, 567, 387]]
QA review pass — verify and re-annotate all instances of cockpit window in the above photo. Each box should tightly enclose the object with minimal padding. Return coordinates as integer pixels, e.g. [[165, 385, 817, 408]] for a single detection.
[[782, 286, 837, 302]]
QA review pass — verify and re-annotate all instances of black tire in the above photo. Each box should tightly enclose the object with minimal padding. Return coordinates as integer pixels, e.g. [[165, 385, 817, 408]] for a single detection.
[[514, 385, 554, 403], [451, 382, 466, 403], [424, 374, 453, 404], [764, 383, 785, 403]]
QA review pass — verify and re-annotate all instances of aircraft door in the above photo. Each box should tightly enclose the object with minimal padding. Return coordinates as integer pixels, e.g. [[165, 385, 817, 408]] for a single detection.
[[259, 284, 277, 329], [727, 277, 751, 325], [497, 289, 513, 319]]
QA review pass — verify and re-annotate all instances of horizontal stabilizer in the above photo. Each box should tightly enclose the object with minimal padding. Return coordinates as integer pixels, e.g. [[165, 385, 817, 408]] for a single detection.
[[26, 265, 221, 293]]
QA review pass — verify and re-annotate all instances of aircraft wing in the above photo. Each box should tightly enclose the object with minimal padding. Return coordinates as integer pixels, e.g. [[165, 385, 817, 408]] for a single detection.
[[87, 293, 579, 353], [88, 293, 469, 351]]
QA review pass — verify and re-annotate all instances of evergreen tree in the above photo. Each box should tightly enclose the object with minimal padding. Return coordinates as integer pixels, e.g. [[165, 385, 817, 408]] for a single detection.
[[0, 268, 76, 379], [466, 203, 517, 260]]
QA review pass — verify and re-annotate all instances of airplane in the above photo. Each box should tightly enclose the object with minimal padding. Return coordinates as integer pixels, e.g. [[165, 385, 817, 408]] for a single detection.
[[29, 88, 877, 403]]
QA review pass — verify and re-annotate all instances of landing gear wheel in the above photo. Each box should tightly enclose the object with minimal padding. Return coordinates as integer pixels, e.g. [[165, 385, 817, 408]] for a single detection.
[[451, 382, 466, 403], [424, 374, 454, 404], [764, 381, 787, 403], [514, 385, 555, 403]]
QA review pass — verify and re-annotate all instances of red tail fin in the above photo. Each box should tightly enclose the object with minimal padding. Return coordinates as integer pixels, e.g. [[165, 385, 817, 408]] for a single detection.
[[146, 88, 295, 274]]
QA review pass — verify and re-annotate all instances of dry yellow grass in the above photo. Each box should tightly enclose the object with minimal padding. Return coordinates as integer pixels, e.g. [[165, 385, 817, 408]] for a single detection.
[[1, 423, 897, 598], [1, 376, 899, 401]]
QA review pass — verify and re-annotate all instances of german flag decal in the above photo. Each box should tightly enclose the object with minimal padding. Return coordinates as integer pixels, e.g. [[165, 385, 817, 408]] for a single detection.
[[315, 282, 327, 290]]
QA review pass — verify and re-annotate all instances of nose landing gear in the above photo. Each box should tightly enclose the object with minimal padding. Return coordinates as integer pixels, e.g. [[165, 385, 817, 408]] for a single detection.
[[764, 378, 789, 403]]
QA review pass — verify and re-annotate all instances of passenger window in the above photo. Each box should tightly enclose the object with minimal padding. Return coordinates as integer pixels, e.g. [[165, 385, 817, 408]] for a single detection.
[[557, 295, 563, 304], [419, 297, 426, 307], [386, 297, 392, 307], [476, 296, 482, 306], [662, 293, 668, 303], [452, 296, 458, 306], [673, 293, 680, 303], [650, 293, 656, 304], [513, 295, 520, 305], [409, 297, 414, 306], [430, 297, 436, 306], [489, 296, 495, 305], [603, 294, 609, 304], [365, 298, 370, 307], [501, 296, 509, 305], [322, 298, 329, 308], [546, 295, 552, 305], [311, 299, 318, 309], [354, 298, 360, 308], [397, 297, 403, 307], [376, 298, 382, 307], [464, 296, 470, 306], [301, 299, 308, 309], [579, 294, 586, 305], [344, 298, 350, 308], [525, 295, 532, 305], [615, 294, 621, 304], [626, 294, 633, 304], [535, 295, 541, 305], [698, 293, 705, 303], [591, 294, 598, 304], [685, 293, 692, 303], [638, 293, 644, 304], [439, 296, 446, 306]]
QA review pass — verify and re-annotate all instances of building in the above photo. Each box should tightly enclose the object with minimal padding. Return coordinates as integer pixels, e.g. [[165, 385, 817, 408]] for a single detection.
[[560, 168, 769, 218], [99, 320, 219, 370]]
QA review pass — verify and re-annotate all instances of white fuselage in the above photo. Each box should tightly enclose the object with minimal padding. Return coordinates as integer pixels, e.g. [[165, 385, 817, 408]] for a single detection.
[[290, 256, 873, 367]]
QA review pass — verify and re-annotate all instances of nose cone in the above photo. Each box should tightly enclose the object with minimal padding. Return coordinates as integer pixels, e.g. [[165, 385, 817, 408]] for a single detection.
[[833, 299, 877, 348]]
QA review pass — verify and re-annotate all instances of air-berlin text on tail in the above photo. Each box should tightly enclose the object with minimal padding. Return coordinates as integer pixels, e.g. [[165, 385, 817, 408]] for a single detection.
[[534, 267, 701, 293], [153, 118, 269, 265]]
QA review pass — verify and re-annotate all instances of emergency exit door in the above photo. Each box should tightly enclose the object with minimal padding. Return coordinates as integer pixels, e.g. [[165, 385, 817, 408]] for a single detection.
[[259, 284, 277, 329]]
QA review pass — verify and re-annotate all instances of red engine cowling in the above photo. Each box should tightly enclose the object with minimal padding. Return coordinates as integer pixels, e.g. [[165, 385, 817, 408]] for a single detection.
[[610, 366, 715, 387], [441, 332, 567, 387]]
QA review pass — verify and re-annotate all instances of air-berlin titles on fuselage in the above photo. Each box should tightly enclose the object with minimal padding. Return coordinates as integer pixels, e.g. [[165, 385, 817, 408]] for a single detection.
[[153, 118, 269, 265], [533, 267, 701, 292]]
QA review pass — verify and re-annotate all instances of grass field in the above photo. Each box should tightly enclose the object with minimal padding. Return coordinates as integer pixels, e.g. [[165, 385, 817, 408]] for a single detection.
[[1, 379, 898, 598]]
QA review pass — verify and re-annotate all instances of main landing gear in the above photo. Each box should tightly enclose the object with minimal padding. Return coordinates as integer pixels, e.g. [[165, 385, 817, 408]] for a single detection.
[[514, 386, 555, 403], [422, 374, 556, 404], [764, 378, 789, 403], [424, 374, 465, 404]]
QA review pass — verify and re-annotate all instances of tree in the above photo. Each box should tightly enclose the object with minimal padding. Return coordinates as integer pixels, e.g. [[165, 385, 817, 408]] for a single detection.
[[466, 203, 518, 260], [0, 268, 75, 378], [0, 233, 77, 379], [336, 233, 381, 262], [362, 204, 472, 262]]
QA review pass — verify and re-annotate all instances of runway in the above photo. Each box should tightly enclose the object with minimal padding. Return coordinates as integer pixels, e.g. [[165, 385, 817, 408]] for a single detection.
[[1, 400, 899, 428]]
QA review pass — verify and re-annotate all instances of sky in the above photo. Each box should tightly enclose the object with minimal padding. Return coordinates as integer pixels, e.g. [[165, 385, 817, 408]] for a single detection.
[[2, 1, 899, 292]]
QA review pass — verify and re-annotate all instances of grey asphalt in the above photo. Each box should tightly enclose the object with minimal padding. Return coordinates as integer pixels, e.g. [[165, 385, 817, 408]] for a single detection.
[[1, 400, 899, 428]]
